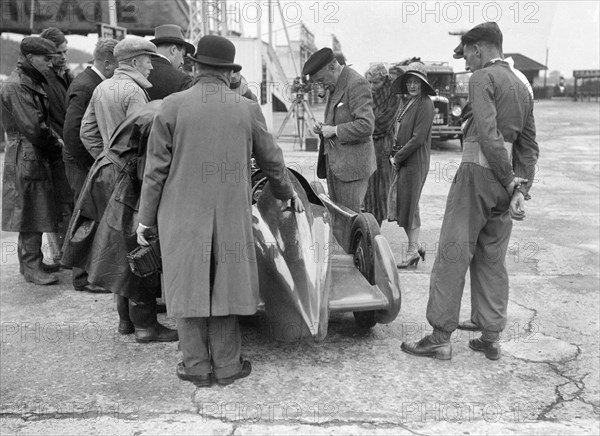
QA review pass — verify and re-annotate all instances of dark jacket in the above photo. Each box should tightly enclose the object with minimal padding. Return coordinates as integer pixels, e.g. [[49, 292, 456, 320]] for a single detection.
[[44, 67, 73, 140], [62, 102, 162, 300], [63, 66, 103, 168], [147, 56, 192, 100], [1, 59, 63, 232]]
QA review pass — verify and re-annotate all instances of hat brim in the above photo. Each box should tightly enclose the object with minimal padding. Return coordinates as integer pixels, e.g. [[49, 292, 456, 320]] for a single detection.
[[452, 42, 464, 59], [186, 54, 242, 72], [118, 51, 160, 62], [151, 37, 196, 55], [391, 71, 436, 96]]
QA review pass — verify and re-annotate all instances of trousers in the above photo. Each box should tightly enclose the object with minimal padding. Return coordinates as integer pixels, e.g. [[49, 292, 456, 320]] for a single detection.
[[177, 316, 242, 379], [426, 163, 513, 341], [325, 156, 369, 213]]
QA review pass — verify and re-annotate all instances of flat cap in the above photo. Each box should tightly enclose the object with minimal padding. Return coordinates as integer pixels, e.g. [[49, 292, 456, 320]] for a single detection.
[[114, 36, 157, 62], [462, 22, 502, 47], [302, 48, 335, 76], [20, 36, 58, 56], [453, 22, 503, 59]]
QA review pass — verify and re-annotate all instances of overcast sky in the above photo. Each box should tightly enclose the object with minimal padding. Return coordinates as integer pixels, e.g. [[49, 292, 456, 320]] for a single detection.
[[4, 1, 599, 79]]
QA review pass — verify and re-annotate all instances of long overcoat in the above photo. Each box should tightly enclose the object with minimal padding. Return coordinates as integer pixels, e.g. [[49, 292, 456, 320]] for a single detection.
[[138, 74, 294, 318], [388, 94, 434, 228], [1, 60, 63, 232], [62, 102, 162, 301]]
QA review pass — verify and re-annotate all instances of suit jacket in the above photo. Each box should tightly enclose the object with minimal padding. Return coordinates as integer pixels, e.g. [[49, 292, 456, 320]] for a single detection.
[[147, 56, 193, 100], [45, 67, 73, 140], [138, 75, 294, 318], [63, 67, 103, 168], [322, 66, 376, 182]]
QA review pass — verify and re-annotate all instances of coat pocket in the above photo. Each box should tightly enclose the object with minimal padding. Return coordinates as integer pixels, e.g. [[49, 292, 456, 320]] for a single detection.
[[20, 150, 49, 181]]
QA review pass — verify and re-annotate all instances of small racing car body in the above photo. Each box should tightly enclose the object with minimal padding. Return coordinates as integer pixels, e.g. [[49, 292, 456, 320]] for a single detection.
[[251, 166, 401, 341]]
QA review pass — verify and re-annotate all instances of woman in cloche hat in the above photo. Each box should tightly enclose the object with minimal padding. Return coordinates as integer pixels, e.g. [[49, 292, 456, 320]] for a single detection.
[[388, 62, 435, 268]]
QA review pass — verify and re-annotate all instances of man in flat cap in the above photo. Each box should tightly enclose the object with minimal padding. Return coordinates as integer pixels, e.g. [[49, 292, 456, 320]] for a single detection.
[[81, 36, 156, 159], [38, 27, 75, 272], [147, 24, 194, 100], [137, 34, 302, 387], [402, 22, 539, 361], [1, 37, 66, 285], [78, 36, 178, 343], [303, 48, 376, 212]]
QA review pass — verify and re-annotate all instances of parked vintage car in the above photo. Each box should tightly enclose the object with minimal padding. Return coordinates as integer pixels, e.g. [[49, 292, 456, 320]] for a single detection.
[[251, 165, 401, 342], [390, 60, 468, 147]]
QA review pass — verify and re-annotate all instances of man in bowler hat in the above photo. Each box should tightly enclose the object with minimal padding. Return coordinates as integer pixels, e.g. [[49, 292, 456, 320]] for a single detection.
[[137, 34, 303, 387], [303, 48, 376, 212], [147, 24, 195, 100], [402, 22, 539, 360]]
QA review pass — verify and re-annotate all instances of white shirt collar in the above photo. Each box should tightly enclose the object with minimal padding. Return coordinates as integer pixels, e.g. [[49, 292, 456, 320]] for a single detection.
[[90, 65, 107, 81], [155, 53, 171, 63]]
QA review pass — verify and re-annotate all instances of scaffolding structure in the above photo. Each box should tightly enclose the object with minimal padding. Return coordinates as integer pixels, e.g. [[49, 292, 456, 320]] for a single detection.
[[187, 0, 243, 43]]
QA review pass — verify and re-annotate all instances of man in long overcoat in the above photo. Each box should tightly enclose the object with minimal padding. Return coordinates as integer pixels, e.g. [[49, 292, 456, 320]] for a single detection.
[[304, 48, 376, 212], [137, 35, 302, 387], [1, 37, 63, 285]]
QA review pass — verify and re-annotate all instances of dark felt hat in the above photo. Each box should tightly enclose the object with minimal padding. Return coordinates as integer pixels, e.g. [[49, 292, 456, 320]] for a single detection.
[[20, 36, 58, 56], [391, 62, 436, 96], [187, 35, 241, 72], [151, 24, 195, 55], [302, 48, 335, 76], [453, 22, 503, 59]]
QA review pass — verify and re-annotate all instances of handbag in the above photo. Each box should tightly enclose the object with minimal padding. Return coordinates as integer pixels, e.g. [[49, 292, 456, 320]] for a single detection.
[[127, 235, 162, 278]]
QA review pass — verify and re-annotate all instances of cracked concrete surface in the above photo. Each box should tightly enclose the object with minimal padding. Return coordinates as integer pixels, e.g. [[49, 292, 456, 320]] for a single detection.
[[1, 100, 598, 434]]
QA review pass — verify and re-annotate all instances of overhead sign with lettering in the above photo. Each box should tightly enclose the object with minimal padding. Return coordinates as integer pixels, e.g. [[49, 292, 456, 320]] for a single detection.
[[0, 0, 189, 35]]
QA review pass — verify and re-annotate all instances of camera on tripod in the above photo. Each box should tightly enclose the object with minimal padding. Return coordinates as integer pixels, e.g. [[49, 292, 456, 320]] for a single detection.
[[291, 76, 313, 95]]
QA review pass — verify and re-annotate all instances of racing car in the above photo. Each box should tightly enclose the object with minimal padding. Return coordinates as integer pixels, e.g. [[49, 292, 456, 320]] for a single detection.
[[251, 166, 401, 341]]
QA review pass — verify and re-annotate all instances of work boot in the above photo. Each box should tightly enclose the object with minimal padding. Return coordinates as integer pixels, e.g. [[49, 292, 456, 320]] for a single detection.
[[116, 295, 134, 335], [20, 232, 59, 285], [129, 300, 178, 343], [24, 269, 59, 285], [469, 337, 501, 360], [401, 331, 452, 360]]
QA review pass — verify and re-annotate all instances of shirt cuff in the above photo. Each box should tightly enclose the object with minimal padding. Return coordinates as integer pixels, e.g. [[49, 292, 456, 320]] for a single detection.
[[138, 223, 151, 229]]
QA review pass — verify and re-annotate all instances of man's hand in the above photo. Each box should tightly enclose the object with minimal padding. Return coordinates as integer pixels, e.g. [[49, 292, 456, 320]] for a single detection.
[[509, 191, 526, 221], [313, 122, 323, 135], [136, 223, 156, 246], [321, 124, 336, 139], [505, 176, 528, 197], [281, 192, 305, 213]]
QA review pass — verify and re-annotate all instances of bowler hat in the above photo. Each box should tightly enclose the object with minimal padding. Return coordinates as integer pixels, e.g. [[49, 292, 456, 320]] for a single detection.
[[187, 35, 241, 72], [151, 24, 195, 55], [391, 62, 436, 96], [114, 36, 157, 62], [302, 48, 335, 76]]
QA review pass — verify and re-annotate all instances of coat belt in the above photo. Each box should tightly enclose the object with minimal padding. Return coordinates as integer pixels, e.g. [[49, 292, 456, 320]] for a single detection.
[[462, 140, 513, 169]]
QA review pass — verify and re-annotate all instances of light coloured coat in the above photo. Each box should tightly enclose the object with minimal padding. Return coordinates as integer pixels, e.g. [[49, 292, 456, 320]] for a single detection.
[[80, 65, 151, 159], [138, 74, 294, 318]]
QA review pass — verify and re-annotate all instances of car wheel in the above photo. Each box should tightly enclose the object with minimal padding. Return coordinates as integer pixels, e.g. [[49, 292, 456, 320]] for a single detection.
[[350, 213, 380, 329]]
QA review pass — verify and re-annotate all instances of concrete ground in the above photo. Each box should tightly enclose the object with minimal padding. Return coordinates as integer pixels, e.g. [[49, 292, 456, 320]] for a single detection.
[[0, 99, 598, 435]]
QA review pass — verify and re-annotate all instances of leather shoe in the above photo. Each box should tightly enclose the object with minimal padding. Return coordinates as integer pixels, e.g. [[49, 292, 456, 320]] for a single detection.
[[41, 262, 60, 273], [24, 270, 59, 285], [457, 319, 481, 331], [75, 284, 111, 294], [401, 335, 452, 360], [176, 362, 213, 387], [469, 338, 501, 360], [216, 360, 252, 386], [118, 320, 135, 335], [134, 323, 178, 343]]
